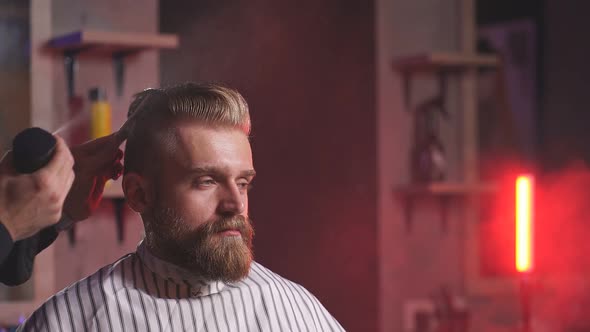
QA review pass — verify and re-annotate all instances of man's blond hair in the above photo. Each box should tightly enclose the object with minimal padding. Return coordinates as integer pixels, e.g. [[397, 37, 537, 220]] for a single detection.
[[124, 82, 251, 175]]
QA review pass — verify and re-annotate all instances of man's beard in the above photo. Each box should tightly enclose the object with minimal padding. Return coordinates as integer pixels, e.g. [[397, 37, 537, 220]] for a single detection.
[[145, 207, 254, 283]]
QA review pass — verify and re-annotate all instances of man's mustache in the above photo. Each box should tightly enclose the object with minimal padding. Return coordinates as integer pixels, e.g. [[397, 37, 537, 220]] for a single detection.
[[201, 215, 252, 238]]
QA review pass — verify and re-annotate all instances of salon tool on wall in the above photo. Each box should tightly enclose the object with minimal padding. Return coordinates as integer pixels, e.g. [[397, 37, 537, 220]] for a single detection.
[[411, 95, 448, 183]]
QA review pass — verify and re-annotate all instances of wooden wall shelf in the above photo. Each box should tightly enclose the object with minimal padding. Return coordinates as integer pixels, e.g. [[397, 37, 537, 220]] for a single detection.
[[395, 182, 497, 196], [392, 52, 500, 108], [45, 29, 179, 98], [392, 51, 499, 73], [46, 29, 179, 53]]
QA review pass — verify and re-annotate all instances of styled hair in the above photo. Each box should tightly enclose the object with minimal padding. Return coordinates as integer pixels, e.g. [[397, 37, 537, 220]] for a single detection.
[[124, 82, 251, 175]]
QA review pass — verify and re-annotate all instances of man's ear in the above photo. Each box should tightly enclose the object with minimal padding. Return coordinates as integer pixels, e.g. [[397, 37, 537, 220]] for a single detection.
[[122, 173, 152, 213]]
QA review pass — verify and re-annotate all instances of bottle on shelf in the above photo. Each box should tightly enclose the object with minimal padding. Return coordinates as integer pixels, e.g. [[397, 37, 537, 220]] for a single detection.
[[89, 87, 112, 139]]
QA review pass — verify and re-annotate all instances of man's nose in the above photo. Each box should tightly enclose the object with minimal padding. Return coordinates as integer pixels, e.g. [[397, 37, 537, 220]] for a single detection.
[[217, 184, 245, 215]]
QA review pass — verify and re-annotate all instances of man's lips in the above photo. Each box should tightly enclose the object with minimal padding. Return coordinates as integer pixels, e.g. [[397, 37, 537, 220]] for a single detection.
[[218, 229, 241, 236]]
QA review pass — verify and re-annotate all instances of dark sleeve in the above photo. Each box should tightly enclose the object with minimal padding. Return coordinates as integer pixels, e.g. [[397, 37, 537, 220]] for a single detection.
[[0, 226, 58, 286], [0, 222, 15, 265]]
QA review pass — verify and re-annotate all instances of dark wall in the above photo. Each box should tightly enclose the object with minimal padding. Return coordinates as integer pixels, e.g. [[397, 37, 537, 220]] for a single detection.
[[476, 0, 590, 170], [541, 0, 590, 170], [160, 1, 377, 330], [477, 0, 541, 25]]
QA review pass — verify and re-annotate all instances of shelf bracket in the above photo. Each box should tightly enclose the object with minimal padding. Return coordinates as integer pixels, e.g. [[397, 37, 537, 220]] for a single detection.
[[401, 71, 411, 110], [63, 48, 137, 99], [64, 50, 80, 98], [113, 50, 139, 97], [400, 70, 449, 111], [63, 47, 93, 98]]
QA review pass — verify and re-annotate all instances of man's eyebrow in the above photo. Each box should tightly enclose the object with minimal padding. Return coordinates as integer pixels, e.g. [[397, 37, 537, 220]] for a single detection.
[[240, 169, 257, 177], [188, 166, 218, 174], [188, 167, 256, 177]]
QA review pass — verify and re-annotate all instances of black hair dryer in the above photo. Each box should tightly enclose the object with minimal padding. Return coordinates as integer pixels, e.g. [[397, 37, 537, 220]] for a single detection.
[[12, 127, 56, 174], [11, 127, 77, 245]]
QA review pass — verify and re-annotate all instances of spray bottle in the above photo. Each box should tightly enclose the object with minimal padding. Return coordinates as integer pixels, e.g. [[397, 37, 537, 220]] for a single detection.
[[89, 87, 111, 139]]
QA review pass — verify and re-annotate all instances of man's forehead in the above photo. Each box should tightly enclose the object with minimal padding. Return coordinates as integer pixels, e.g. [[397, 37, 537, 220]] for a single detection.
[[174, 123, 250, 148], [158, 122, 253, 170]]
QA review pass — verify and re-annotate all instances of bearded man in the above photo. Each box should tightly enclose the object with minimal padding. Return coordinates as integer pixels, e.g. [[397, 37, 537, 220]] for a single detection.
[[20, 83, 344, 332]]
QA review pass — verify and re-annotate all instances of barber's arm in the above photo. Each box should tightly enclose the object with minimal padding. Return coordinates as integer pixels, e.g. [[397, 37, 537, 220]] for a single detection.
[[0, 133, 124, 286], [61, 133, 125, 225], [0, 136, 74, 264]]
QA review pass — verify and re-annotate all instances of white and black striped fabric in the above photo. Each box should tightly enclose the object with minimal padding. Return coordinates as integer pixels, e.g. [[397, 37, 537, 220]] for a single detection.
[[19, 242, 344, 331]]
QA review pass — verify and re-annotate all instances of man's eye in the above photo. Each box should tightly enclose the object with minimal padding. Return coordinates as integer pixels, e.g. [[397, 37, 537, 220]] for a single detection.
[[237, 181, 253, 191], [194, 178, 216, 187]]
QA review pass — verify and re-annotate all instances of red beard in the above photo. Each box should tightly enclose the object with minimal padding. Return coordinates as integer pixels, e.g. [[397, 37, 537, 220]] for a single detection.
[[147, 210, 255, 282]]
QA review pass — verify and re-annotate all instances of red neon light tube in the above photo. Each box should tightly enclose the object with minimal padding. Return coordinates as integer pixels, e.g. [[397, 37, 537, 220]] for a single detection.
[[516, 175, 534, 273]]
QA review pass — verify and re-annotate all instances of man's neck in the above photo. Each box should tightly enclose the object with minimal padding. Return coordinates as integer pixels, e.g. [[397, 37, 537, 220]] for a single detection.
[[143, 238, 202, 274]]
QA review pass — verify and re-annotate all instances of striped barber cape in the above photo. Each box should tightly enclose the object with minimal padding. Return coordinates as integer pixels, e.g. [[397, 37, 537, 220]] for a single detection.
[[19, 241, 344, 332]]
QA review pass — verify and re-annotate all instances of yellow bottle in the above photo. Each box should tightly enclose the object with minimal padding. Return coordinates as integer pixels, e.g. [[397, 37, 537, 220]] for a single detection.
[[89, 88, 111, 139]]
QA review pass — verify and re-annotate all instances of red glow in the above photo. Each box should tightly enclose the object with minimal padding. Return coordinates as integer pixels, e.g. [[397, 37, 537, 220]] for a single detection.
[[516, 175, 534, 273]]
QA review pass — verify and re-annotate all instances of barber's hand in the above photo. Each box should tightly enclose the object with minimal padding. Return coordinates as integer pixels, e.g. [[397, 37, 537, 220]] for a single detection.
[[0, 136, 75, 241], [62, 133, 125, 222]]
